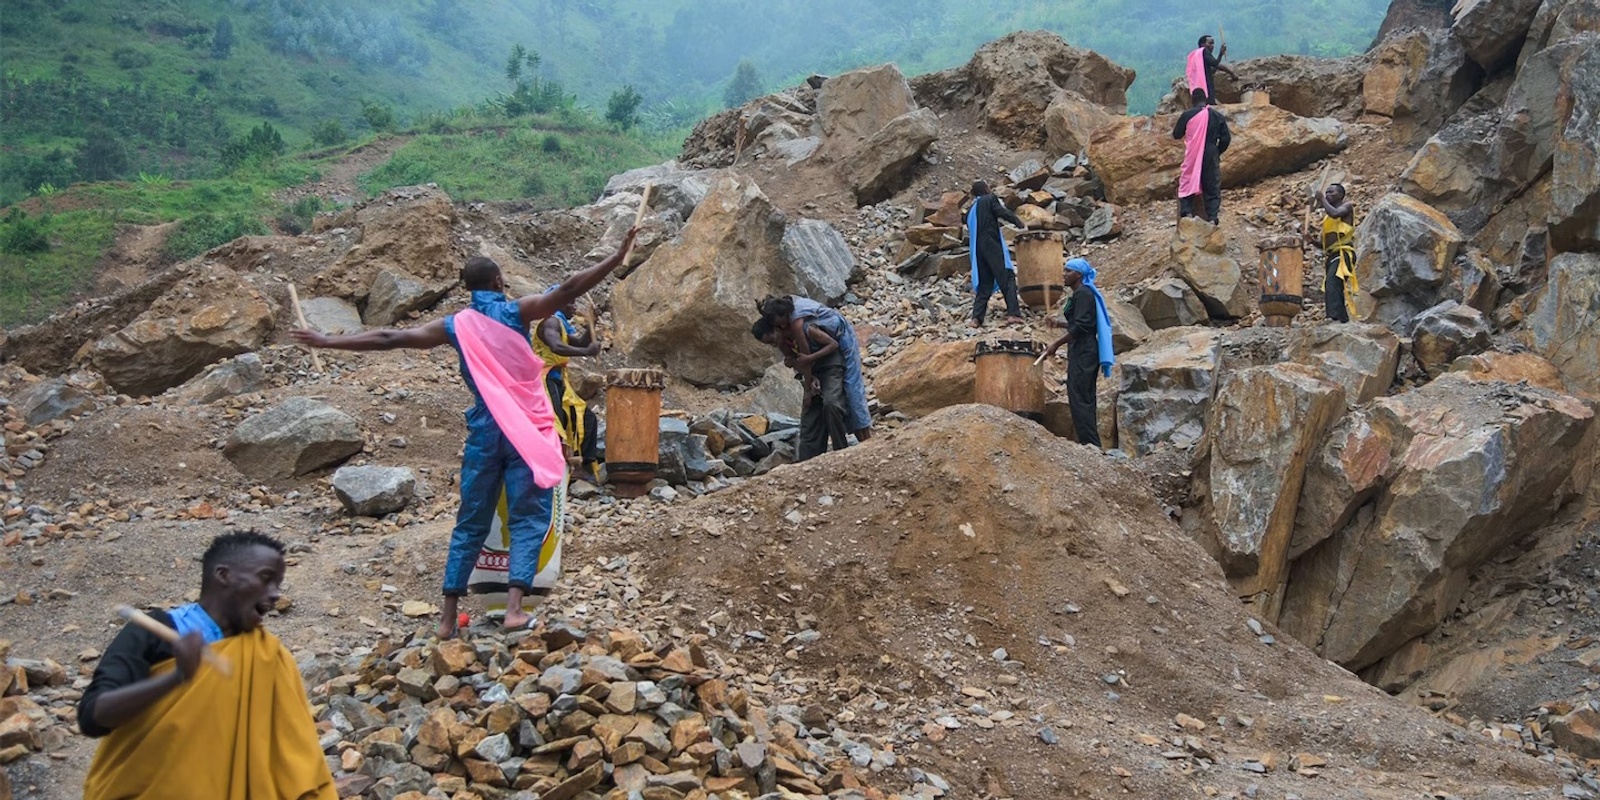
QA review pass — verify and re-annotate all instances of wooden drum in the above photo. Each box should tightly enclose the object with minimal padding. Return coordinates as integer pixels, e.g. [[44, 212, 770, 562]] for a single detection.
[[973, 340, 1045, 422], [1014, 232, 1066, 311], [604, 368, 666, 498], [1256, 235, 1306, 327]]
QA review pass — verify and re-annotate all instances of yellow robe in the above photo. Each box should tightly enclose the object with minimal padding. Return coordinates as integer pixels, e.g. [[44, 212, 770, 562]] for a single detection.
[[1321, 215, 1359, 319], [530, 315, 588, 458], [83, 628, 336, 800]]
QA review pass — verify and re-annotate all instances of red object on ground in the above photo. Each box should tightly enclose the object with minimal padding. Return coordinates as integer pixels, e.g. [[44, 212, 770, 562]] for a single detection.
[[458, 612, 470, 629]]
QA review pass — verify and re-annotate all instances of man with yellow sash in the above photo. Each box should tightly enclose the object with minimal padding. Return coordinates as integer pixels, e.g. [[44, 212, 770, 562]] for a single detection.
[[78, 531, 335, 800], [1311, 182, 1359, 323], [532, 292, 600, 478]]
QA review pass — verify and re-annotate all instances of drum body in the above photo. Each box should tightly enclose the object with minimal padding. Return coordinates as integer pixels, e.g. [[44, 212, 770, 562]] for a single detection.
[[1257, 236, 1305, 327], [974, 340, 1045, 422], [1014, 232, 1066, 311], [604, 369, 665, 497]]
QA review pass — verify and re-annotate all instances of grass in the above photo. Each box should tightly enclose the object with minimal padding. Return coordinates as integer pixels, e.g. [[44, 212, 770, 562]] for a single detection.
[[360, 120, 677, 206], [0, 209, 118, 327]]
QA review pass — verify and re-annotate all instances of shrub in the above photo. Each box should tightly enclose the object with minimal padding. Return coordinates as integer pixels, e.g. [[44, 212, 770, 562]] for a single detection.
[[160, 212, 268, 263], [219, 121, 286, 169], [541, 134, 561, 153], [0, 209, 51, 254], [310, 119, 349, 147], [274, 195, 322, 235], [605, 85, 643, 130], [361, 100, 396, 133], [111, 46, 153, 70]]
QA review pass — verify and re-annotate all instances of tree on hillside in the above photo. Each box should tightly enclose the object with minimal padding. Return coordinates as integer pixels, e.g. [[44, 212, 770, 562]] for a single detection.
[[724, 60, 762, 108], [75, 130, 129, 182], [211, 17, 234, 60], [606, 85, 643, 130], [361, 100, 396, 133]]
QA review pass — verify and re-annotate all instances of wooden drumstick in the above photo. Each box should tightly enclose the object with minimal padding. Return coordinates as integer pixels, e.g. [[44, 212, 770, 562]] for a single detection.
[[286, 284, 325, 374], [115, 605, 233, 676]]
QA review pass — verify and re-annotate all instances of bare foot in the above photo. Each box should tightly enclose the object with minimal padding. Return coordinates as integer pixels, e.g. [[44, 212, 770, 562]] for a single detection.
[[436, 616, 458, 640], [967, 319, 983, 330], [501, 610, 534, 630], [1004, 316, 1024, 325]]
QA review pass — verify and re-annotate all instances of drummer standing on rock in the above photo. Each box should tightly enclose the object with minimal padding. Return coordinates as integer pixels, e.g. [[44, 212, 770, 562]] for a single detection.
[[1042, 258, 1115, 448]]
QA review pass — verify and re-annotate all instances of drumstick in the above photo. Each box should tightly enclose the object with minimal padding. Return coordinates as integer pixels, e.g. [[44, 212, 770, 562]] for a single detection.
[[115, 605, 233, 676], [1301, 163, 1332, 245], [1033, 353, 1049, 367], [286, 284, 325, 374], [620, 183, 653, 266]]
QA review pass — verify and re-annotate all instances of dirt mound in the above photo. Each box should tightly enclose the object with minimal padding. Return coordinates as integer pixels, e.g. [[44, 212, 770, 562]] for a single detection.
[[603, 405, 1558, 799]]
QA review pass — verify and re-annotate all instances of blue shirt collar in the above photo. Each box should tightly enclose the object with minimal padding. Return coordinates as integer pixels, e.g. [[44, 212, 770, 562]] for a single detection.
[[168, 602, 227, 644]]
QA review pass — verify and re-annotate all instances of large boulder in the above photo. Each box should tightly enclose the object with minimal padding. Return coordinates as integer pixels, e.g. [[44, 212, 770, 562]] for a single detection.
[[1043, 91, 1115, 158], [1170, 218, 1250, 319], [1548, 34, 1600, 253], [1398, 107, 1503, 233], [89, 267, 276, 397], [1202, 364, 1346, 591], [1353, 193, 1465, 331], [1453, 0, 1544, 73], [841, 108, 939, 204], [1472, 176, 1552, 290], [612, 174, 792, 388], [309, 185, 458, 304], [817, 64, 918, 147], [1286, 324, 1401, 407], [1522, 0, 1600, 65], [781, 219, 857, 304], [363, 268, 450, 327], [298, 296, 363, 335], [1517, 252, 1600, 395], [601, 161, 716, 221], [874, 340, 974, 418], [963, 31, 1134, 142], [1176, 55, 1368, 120], [12, 378, 95, 426], [1449, 350, 1568, 392], [224, 397, 364, 479], [1132, 278, 1208, 330], [1116, 327, 1221, 456], [1411, 301, 1492, 377], [746, 363, 803, 418], [1362, 28, 1484, 145], [170, 353, 266, 405], [332, 465, 417, 517], [1104, 296, 1152, 354], [1088, 104, 1346, 205], [1282, 373, 1594, 670]]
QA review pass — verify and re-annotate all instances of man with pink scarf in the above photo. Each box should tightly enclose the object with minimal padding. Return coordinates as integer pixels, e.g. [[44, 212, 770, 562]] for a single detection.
[[1172, 87, 1232, 223], [1186, 34, 1237, 106], [290, 228, 636, 638]]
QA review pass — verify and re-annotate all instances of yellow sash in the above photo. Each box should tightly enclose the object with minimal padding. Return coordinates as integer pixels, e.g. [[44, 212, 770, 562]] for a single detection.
[[530, 317, 589, 457], [1321, 215, 1360, 317], [83, 628, 336, 800]]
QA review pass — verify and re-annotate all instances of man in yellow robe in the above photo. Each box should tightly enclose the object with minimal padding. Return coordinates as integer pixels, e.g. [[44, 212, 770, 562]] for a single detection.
[[78, 531, 335, 800], [1311, 182, 1359, 323]]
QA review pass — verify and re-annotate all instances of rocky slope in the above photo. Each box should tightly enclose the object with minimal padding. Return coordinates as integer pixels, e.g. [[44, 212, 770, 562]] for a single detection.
[[3, 3, 1600, 799]]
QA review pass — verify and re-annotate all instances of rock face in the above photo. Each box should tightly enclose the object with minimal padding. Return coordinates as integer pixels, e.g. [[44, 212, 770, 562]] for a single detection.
[[224, 397, 364, 479], [873, 340, 974, 418], [612, 174, 792, 388], [1353, 193, 1465, 330], [1453, 0, 1543, 72], [298, 296, 363, 335], [1411, 301, 1492, 377], [841, 108, 940, 204], [1517, 252, 1600, 395], [746, 363, 803, 418], [817, 64, 917, 146], [601, 161, 716, 221], [310, 185, 458, 305], [170, 353, 267, 405], [1362, 29, 1483, 144], [12, 379, 95, 426], [1132, 278, 1208, 330], [89, 267, 276, 397], [1104, 296, 1152, 354], [1089, 105, 1346, 205], [332, 465, 417, 517], [781, 219, 857, 304], [1282, 374, 1594, 670], [1043, 91, 1115, 157], [1175, 55, 1368, 120], [1548, 34, 1600, 253], [1286, 324, 1401, 407], [365, 268, 451, 327], [1171, 218, 1250, 319], [1203, 364, 1346, 590], [1450, 351, 1568, 392], [1116, 328, 1221, 456]]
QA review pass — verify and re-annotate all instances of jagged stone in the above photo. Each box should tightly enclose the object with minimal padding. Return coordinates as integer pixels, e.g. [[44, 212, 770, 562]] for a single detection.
[[88, 267, 275, 397], [601, 161, 716, 222], [612, 174, 793, 388], [1170, 218, 1249, 319], [1362, 28, 1483, 145], [1282, 373, 1594, 670], [747, 363, 804, 419], [1286, 324, 1401, 407], [1044, 91, 1115, 158], [782, 219, 857, 305], [817, 64, 917, 147], [1353, 193, 1465, 331], [1516, 252, 1600, 396], [1411, 301, 1492, 377], [1132, 278, 1208, 330], [841, 108, 939, 205], [171, 353, 266, 405], [1548, 34, 1600, 252], [1104, 296, 1152, 354], [1160, 55, 1368, 120], [309, 185, 458, 304], [365, 268, 449, 327], [1116, 328, 1221, 457], [1453, 0, 1544, 73], [12, 378, 94, 426], [873, 340, 974, 418], [224, 397, 364, 479], [298, 296, 363, 335], [961, 30, 1134, 141], [331, 465, 417, 517], [1449, 351, 1568, 392]]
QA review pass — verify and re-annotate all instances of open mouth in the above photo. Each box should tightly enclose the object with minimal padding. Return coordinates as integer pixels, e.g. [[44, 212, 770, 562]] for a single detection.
[[248, 601, 273, 625]]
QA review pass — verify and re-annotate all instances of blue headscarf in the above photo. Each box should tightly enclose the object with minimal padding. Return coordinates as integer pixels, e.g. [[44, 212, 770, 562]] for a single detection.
[[1065, 258, 1115, 378]]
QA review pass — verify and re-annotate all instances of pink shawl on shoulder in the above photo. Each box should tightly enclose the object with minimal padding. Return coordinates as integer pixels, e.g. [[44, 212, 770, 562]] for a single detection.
[[453, 309, 566, 489], [1179, 107, 1210, 198]]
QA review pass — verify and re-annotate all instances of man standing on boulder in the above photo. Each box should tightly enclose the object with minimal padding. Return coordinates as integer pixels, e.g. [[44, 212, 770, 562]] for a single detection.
[[1172, 88, 1231, 224], [290, 228, 637, 637], [1309, 183, 1359, 323], [1041, 258, 1114, 448], [967, 180, 1027, 328], [1187, 34, 1237, 105]]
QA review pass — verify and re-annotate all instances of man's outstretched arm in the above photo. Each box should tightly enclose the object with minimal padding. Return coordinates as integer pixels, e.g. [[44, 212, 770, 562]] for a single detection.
[[519, 228, 638, 325], [290, 319, 451, 351]]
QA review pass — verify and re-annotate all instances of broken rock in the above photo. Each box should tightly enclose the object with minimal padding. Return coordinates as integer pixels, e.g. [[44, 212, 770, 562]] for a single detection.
[[841, 108, 940, 205], [1517, 252, 1600, 396], [171, 353, 266, 405], [1411, 301, 1492, 377], [1116, 327, 1222, 456], [331, 465, 417, 517], [1171, 217, 1250, 319], [224, 397, 364, 479], [782, 219, 857, 305], [874, 340, 975, 418], [1132, 278, 1209, 331], [1353, 193, 1465, 331]]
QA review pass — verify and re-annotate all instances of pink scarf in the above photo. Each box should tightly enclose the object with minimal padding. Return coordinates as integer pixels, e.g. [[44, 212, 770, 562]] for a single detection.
[[1186, 48, 1208, 98], [1179, 107, 1210, 198], [453, 309, 566, 489]]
